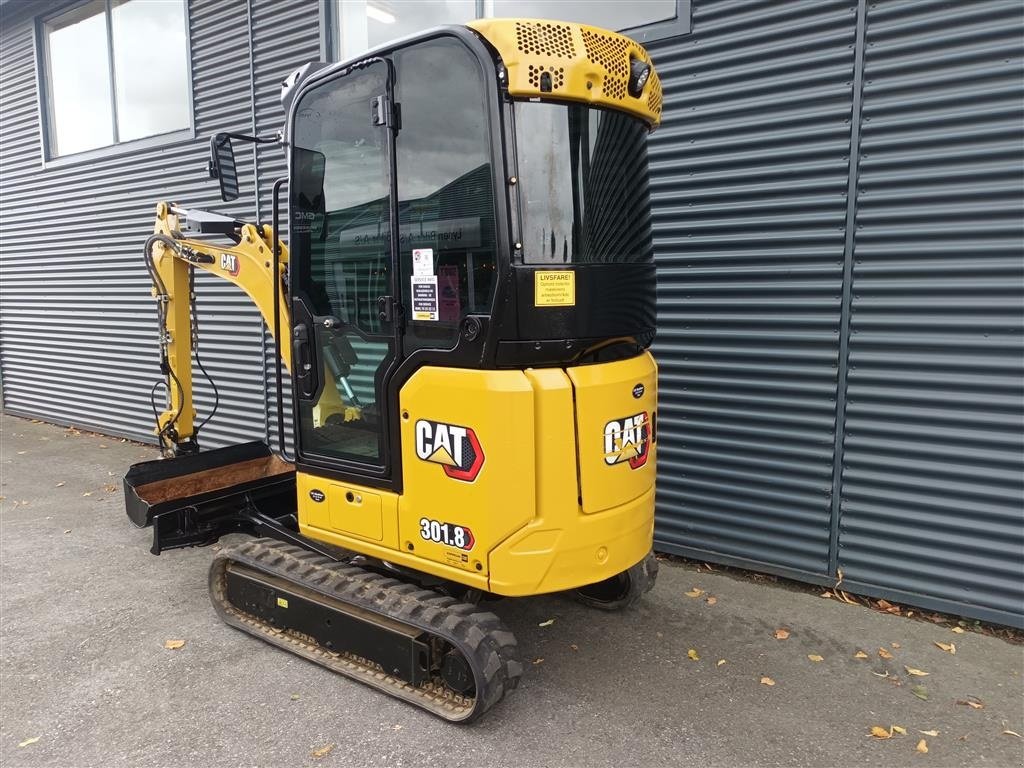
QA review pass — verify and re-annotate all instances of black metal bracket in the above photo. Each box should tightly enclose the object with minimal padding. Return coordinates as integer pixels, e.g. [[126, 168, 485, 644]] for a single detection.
[[150, 501, 341, 561]]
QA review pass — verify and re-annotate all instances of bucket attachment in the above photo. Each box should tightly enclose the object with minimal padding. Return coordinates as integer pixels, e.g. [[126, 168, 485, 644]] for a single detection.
[[124, 441, 297, 555]]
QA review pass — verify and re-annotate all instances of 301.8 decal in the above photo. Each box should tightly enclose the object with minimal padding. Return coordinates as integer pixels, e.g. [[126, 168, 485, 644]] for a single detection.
[[419, 518, 475, 551]]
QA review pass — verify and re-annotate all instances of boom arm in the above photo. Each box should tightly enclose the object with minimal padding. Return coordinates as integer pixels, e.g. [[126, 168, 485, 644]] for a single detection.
[[147, 201, 291, 455]]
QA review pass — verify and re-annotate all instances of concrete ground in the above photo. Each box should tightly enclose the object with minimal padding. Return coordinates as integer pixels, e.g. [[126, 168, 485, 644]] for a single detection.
[[1, 413, 1021, 768]]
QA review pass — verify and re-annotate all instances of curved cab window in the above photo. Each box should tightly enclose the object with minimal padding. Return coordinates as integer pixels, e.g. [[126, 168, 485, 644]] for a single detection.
[[514, 103, 653, 265]]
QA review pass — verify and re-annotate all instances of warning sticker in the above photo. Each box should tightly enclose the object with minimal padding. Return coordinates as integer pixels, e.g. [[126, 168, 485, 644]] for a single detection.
[[412, 247, 434, 276], [534, 270, 575, 307], [411, 275, 439, 321]]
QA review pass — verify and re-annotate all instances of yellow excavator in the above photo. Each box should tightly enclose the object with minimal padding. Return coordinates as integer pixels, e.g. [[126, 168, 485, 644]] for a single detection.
[[124, 19, 661, 722]]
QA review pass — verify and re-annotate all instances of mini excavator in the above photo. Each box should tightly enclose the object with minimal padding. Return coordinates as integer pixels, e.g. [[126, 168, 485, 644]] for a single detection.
[[124, 19, 662, 722]]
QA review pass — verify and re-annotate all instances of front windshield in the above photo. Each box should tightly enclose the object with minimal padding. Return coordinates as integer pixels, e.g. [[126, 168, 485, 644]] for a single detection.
[[514, 102, 653, 264]]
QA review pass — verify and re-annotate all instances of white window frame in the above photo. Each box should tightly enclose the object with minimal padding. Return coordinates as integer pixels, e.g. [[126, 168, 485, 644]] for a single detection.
[[34, 0, 196, 166]]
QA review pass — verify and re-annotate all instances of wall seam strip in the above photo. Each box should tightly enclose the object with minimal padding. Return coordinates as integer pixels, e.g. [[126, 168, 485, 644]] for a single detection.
[[245, 0, 272, 445], [827, 0, 868, 576]]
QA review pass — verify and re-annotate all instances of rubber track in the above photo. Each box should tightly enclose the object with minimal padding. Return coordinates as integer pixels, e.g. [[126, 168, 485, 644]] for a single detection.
[[209, 538, 522, 723]]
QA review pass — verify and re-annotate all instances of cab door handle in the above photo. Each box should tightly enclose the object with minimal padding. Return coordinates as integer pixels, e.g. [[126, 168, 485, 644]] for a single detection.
[[293, 323, 316, 399]]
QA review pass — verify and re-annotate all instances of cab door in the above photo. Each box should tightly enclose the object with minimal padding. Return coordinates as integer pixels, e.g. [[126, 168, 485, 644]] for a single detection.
[[289, 59, 401, 486]]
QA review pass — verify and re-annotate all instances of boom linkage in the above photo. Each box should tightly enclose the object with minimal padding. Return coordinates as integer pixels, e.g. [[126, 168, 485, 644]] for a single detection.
[[145, 201, 291, 456]]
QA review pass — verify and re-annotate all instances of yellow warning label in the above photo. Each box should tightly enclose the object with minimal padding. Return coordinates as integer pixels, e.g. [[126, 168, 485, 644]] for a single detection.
[[534, 270, 575, 307], [276, 597, 289, 609]]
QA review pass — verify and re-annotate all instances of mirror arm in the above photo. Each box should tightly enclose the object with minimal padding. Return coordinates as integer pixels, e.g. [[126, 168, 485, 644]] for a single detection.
[[218, 131, 281, 146]]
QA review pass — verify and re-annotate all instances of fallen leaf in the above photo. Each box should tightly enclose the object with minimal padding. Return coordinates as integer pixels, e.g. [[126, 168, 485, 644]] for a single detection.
[[55, 482, 65, 487], [905, 666, 929, 677], [16, 450, 26, 455], [892, 725, 907, 735], [916, 739, 928, 754], [717, 659, 726, 667], [919, 730, 939, 737], [705, 596, 718, 606], [103, 483, 118, 493], [854, 650, 869, 659], [63, 529, 71, 534], [934, 641, 955, 654], [773, 628, 790, 640], [311, 744, 335, 759], [164, 639, 186, 650], [685, 587, 704, 598], [912, 685, 929, 700], [290, 693, 300, 701], [820, 591, 833, 599], [891, 642, 901, 649], [879, 648, 894, 660], [877, 599, 893, 610], [951, 626, 965, 634], [17, 737, 40, 748], [538, 618, 555, 627], [82, 492, 92, 497], [870, 726, 893, 740], [532, 657, 544, 665], [760, 676, 775, 686], [687, 648, 700, 661], [569, 644, 578, 651], [871, 670, 890, 678], [956, 697, 984, 710], [1003, 730, 1022, 738], [808, 654, 824, 662]]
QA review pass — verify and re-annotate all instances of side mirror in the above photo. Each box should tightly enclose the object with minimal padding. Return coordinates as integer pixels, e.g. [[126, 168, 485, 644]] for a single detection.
[[208, 133, 240, 202]]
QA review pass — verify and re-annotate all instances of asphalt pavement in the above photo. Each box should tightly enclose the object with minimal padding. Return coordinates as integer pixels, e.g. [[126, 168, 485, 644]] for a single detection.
[[1, 413, 1022, 768]]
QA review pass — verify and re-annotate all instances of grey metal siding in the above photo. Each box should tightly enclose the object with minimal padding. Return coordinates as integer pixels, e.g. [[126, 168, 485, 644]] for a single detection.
[[836, 0, 1024, 625], [249, 0, 323, 455], [0, 0, 262, 448], [648, 0, 857, 576], [0, 0, 307, 449]]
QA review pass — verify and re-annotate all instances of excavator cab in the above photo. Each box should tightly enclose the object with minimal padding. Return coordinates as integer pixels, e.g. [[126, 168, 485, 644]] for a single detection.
[[124, 20, 662, 722]]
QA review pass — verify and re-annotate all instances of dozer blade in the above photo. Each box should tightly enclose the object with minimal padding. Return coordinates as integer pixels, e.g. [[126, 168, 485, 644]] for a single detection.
[[210, 538, 522, 723], [123, 441, 296, 554]]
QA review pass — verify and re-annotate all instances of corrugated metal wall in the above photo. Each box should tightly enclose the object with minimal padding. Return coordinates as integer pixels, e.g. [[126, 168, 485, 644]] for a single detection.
[[648, 0, 1023, 627], [836, 0, 1024, 626], [647, 0, 857, 577], [0, 0, 317, 449], [249, 0, 323, 457], [1, 0, 1021, 626]]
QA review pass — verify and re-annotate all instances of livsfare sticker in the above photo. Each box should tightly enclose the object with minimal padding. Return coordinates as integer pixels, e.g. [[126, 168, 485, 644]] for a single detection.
[[534, 270, 575, 306], [411, 275, 438, 321]]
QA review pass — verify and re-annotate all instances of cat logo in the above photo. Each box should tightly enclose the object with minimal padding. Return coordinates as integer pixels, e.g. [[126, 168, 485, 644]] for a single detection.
[[414, 419, 485, 482], [219, 252, 239, 276], [604, 412, 651, 470]]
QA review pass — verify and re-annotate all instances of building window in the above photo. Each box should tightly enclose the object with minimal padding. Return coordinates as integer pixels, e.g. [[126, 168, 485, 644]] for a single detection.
[[488, 0, 677, 34], [41, 0, 192, 158], [331, 0, 688, 61], [334, 0, 477, 61]]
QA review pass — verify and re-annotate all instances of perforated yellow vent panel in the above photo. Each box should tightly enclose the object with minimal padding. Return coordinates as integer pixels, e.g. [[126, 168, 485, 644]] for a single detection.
[[467, 18, 662, 128]]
